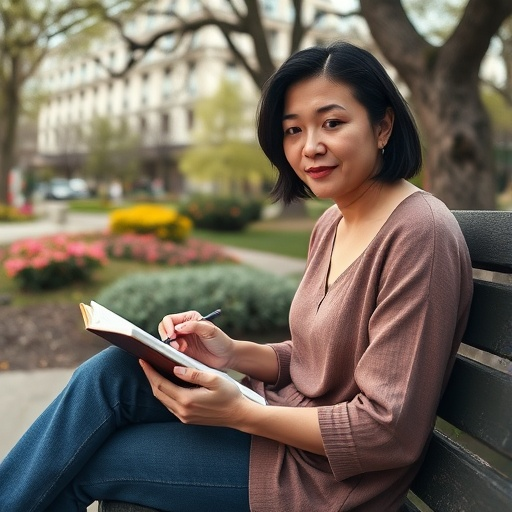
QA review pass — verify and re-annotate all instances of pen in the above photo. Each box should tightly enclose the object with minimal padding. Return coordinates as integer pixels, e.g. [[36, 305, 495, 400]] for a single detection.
[[162, 308, 222, 345]]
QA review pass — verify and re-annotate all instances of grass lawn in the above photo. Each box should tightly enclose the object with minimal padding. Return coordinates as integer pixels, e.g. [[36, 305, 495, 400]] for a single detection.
[[192, 226, 312, 259]]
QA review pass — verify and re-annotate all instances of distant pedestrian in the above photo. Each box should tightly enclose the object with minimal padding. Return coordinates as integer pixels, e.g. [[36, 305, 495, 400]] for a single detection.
[[109, 180, 123, 205]]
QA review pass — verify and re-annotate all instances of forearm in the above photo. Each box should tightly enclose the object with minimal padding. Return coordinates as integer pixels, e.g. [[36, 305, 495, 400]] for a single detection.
[[230, 339, 279, 384], [234, 401, 325, 456]]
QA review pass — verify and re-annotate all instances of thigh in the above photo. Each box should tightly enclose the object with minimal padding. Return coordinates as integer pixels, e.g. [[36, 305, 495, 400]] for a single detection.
[[69, 422, 251, 512]]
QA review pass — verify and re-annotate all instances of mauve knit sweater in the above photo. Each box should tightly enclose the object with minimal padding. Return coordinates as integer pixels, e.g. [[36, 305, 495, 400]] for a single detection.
[[247, 191, 473, 511]]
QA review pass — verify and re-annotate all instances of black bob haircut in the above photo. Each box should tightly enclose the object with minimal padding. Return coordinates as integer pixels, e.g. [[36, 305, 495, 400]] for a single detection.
[[257, 41, 423, 204]]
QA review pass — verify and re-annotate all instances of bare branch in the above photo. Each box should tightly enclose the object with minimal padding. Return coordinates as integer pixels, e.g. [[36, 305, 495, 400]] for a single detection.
[[303, 6, 361, 34]]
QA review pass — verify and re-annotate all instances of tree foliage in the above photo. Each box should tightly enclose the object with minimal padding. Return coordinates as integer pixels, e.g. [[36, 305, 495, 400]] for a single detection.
[[179, 80, 272, 196]]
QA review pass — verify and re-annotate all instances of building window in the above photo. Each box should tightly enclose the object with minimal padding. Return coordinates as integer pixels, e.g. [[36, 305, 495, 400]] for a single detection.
[[140, 115, 147, 132], [123, 78, 130, 110], [107, 83, 113, 113], [187, 63, 197, 96], [161, 113, 170, 134], [108, 51, 116, 70], [226, 61, 238, 82], [80, 62, 87, 83], [162, 68, 172, 100], [141, 73, 149, 105]]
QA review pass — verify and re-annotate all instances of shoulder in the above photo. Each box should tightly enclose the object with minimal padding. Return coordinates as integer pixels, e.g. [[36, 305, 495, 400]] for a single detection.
[[378, 192, 471, 278], [389, 191, 465, 245]]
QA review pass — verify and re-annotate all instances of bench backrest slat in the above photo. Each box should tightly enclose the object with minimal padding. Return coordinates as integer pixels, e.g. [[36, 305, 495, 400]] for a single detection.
[[410, 431, 512, 512], [464, 280, 512, 359], [452, 210, 512, 272], [437, 355, 512, 458]]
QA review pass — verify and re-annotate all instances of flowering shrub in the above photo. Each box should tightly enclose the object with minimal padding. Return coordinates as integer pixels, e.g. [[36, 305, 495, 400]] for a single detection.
[[109, 204, 192, 242], [103, 233, 238, 266], [2, 234, 107, 290], [180, 196, 262, 231]]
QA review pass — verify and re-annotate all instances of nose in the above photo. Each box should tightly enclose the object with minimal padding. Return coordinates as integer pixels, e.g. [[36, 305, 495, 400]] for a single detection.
[[303, 131, 326, 158]]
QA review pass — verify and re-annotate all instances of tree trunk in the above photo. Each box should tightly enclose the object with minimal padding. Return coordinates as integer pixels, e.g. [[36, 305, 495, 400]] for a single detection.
[[0, 56, 20, 205], [415, 79, 495, 209]]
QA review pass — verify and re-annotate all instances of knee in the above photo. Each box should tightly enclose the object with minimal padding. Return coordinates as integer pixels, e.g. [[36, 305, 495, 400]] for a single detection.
[[71, 347, 140, 388]]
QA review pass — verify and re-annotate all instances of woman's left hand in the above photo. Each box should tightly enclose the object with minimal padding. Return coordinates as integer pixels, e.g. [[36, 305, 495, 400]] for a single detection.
[[139, 360, 247, 427]]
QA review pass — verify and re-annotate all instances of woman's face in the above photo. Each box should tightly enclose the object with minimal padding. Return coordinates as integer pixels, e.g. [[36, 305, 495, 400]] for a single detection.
[[282, 75, 391, 207]]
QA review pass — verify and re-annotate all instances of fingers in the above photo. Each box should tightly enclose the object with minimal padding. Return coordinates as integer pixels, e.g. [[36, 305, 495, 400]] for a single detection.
[[139, 360, 240, 426], [158, 310, 203, 341]]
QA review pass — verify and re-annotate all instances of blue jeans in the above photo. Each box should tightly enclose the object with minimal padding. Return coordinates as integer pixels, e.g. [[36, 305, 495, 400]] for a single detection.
[[0, 347, 251, 512]]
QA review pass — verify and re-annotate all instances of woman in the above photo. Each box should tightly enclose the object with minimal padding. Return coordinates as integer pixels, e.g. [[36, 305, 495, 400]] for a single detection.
[[0, 41, 473, 511]]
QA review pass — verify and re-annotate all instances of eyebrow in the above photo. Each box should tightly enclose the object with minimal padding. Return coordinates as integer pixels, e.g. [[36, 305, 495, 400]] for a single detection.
[[282, 103, 346, 121]]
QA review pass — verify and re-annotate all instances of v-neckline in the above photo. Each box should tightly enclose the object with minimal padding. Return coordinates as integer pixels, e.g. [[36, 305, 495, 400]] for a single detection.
[[322, 190, 423, 294]]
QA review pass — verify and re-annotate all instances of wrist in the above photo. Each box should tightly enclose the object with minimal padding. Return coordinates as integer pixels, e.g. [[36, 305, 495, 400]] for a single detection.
[[227, 339, 244, 371]]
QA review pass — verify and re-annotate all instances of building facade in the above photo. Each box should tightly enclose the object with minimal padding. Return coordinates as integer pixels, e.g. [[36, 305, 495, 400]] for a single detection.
[[36, 0, 351, 195]]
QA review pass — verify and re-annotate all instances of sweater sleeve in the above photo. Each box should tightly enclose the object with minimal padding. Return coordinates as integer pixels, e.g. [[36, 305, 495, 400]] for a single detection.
[[317, 203, 472, 481], [266, 340, 293, 388]]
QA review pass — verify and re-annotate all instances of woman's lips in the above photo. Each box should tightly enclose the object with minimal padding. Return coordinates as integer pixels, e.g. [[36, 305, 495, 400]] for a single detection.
[[305, 166, 336, 179]]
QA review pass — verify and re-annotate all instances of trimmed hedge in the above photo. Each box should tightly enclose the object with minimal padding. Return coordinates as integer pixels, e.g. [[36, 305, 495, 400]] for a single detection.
[[180, 196, 263, 231], [96, 264, 298, 338]]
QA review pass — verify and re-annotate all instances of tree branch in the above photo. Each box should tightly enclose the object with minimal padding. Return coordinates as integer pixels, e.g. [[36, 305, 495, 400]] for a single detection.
[[360, 0, 431, 82], [441, 0, 512, 83]]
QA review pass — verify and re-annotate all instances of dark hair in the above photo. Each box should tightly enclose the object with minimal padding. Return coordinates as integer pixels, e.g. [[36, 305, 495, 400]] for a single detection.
[[257, 41, 422, 204]]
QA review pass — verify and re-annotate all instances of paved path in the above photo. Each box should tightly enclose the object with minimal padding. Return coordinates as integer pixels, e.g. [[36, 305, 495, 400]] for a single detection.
[[0, 209, 306, 465]]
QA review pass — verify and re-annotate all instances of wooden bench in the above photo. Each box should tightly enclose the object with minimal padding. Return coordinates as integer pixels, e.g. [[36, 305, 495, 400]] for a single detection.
[[99, 210, 512, 512]]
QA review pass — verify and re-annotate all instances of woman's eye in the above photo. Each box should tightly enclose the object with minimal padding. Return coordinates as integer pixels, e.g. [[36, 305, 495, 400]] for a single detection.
[[284, 126, 301, 135], [325, 119, 342, 129]]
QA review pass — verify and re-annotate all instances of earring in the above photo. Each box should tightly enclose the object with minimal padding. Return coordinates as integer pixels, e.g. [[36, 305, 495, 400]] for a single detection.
[[381, 147, 385, 155]]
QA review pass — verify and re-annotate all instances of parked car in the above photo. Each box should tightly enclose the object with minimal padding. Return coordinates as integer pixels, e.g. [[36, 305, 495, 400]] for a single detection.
[[37, 178, 73, 200], [68, 178, 90, 198], [37, 178, 91, 200]]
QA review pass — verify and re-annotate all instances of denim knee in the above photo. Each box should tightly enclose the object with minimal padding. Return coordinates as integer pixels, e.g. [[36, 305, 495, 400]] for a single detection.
[[66, 348, 146, 406], [72, 347, 139, 383]]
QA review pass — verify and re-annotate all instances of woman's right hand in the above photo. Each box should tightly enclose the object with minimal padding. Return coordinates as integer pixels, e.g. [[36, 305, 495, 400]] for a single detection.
[[158, 311, 235, 370]]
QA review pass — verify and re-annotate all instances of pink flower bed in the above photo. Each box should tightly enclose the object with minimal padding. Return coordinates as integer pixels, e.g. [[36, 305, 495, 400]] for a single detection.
[[103, 233, 238, 266], [2, 234, 107, 290], [2, 232, 237, 291]]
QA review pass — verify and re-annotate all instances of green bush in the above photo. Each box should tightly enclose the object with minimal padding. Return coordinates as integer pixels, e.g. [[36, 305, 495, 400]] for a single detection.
[[96, 264, 298, 337], [180, 196, 263, 231]]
